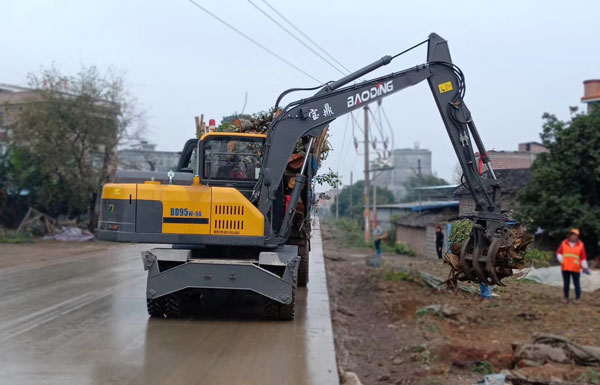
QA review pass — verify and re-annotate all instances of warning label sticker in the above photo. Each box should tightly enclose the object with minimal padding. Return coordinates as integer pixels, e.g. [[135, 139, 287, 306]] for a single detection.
[[438, 81, 453, 93]]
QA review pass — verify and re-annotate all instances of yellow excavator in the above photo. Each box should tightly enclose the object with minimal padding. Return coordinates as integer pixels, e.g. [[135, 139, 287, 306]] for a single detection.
[[97, 33, 513, 320]]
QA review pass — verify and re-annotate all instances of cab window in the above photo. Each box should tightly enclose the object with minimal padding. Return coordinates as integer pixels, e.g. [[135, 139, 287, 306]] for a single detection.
[[203, 137, 264, 181]]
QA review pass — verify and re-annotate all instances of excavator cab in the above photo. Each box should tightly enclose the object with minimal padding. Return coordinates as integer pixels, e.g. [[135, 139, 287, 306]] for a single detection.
[[177, 132, 266, 198]]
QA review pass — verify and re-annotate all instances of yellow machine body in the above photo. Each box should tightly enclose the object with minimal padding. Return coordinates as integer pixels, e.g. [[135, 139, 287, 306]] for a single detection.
[[101, 182, 264, 237]]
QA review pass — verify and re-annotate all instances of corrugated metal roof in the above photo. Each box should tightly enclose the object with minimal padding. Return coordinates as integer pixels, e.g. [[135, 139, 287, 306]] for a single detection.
[[412, 184, 459, 191], [0, 83, 30, 93], [376, 200, 459, 212]]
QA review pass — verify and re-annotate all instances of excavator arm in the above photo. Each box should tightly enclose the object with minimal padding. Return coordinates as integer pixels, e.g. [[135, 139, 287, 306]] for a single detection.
[[259, 33, 509, 285]]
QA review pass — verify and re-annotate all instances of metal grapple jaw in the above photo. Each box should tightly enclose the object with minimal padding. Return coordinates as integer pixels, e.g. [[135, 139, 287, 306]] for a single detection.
[[445, 219, 533, 287]]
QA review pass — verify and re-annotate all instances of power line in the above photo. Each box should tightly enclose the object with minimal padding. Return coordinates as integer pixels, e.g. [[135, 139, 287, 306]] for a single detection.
[[187, 0, 322, 84], [379, 104, 418, 176], [247, 0, 347, 76], [350, 112, 364, 135], [368, 107, 386, 144], [379, 104, 396, 151], [260, 0, 351, 74], [336, 113, 350, 171]]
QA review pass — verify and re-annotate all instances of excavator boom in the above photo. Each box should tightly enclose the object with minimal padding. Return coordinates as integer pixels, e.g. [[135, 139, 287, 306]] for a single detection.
[[259, 33, 508, 284]]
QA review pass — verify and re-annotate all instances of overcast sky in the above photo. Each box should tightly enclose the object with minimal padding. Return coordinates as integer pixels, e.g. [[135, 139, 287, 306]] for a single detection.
[[2, 0, 599, 188]]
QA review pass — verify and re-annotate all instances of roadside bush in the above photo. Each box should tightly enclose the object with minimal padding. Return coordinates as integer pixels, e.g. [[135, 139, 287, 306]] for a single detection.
[[523, 248, 553, 268], [395, 241, 416, 257], [329, 218, 368, 248]]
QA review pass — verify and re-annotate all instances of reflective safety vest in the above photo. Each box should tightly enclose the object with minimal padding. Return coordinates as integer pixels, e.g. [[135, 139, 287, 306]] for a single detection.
[[561, 240, 585, 273]]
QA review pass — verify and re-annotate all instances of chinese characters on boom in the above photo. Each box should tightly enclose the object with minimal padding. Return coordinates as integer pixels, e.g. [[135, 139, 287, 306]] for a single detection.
[[308, 103, 335, 121]]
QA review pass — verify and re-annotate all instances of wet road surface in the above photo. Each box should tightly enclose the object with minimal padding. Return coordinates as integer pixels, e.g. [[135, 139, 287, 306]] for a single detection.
[[0, 222, 338, 385]]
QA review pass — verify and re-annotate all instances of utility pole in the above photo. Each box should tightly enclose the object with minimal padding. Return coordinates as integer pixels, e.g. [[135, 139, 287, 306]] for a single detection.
[[335, 185, 339, 220], [373, 183, 377, 225], [364, 105, 371, 243], [349, 171, 353, 214]]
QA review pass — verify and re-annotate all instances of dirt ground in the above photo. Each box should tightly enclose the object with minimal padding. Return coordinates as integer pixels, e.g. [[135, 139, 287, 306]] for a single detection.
[[0, 239, 121, 268], [322, 224, 600, 385]]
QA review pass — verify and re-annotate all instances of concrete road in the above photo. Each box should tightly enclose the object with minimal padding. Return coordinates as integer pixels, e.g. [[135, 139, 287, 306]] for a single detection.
[[0, 222, 338, 385]]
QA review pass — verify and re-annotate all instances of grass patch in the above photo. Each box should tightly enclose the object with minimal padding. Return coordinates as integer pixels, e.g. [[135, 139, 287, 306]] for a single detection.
[[427, 324, 441, 334], [416, 307, 431, 317], [521, 279, 539, 285], [0, 231, 34, 244], [384, 270, 417, 282], [578, 368, 600, 385], [325, 218, 395, 252], [326, 218, 369, 248], [471, 361, 494, 375]]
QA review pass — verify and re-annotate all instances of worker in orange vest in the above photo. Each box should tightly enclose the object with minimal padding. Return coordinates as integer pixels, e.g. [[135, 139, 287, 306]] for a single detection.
[[556, 229, 589, 304]]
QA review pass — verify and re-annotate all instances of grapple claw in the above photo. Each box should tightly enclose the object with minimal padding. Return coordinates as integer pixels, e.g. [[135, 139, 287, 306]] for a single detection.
[[459, 238, 475, 282], [485, 238, 504, 286], [471, 238, 487, 283]]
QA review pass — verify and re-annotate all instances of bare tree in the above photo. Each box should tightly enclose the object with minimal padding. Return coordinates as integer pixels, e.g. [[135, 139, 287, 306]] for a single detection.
[[451, 162, 463, 184]]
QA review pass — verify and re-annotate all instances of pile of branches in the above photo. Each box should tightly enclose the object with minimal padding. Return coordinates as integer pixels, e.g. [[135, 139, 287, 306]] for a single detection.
[[219, 109, 331, 163], [219, 109, 333, 236], [229, 110, 275, 134]]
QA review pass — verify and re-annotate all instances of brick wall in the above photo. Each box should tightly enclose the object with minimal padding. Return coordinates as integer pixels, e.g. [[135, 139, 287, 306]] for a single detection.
[[518, 142, 548, 154], [395, 224, 449, 259], [459, 195, 477, 217], [395, 226, 426, 257], [478, 151, 536, 170], [459, 193, 518, 220]]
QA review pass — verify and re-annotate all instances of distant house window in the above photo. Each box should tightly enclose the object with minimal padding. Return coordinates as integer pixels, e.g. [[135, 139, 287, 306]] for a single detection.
[[526, 143, 531, 151]]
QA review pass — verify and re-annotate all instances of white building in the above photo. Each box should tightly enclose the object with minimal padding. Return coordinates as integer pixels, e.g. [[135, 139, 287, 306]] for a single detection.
[[372, 146, 432, 200]]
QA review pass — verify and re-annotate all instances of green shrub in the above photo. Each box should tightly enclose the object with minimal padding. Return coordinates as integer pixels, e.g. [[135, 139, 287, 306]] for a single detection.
[[523, 248, 553, 268], [0, 231, 34, 244], [395, 241, 416, 257], [471, 361, 494, 375], [448, 219, 473, 245]]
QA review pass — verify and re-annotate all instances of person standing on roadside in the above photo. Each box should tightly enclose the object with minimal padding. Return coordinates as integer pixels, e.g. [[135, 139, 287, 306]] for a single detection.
[[435, 225, 444, 259], [557, 229, 589, 304], [373, 222, 385, 256]]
